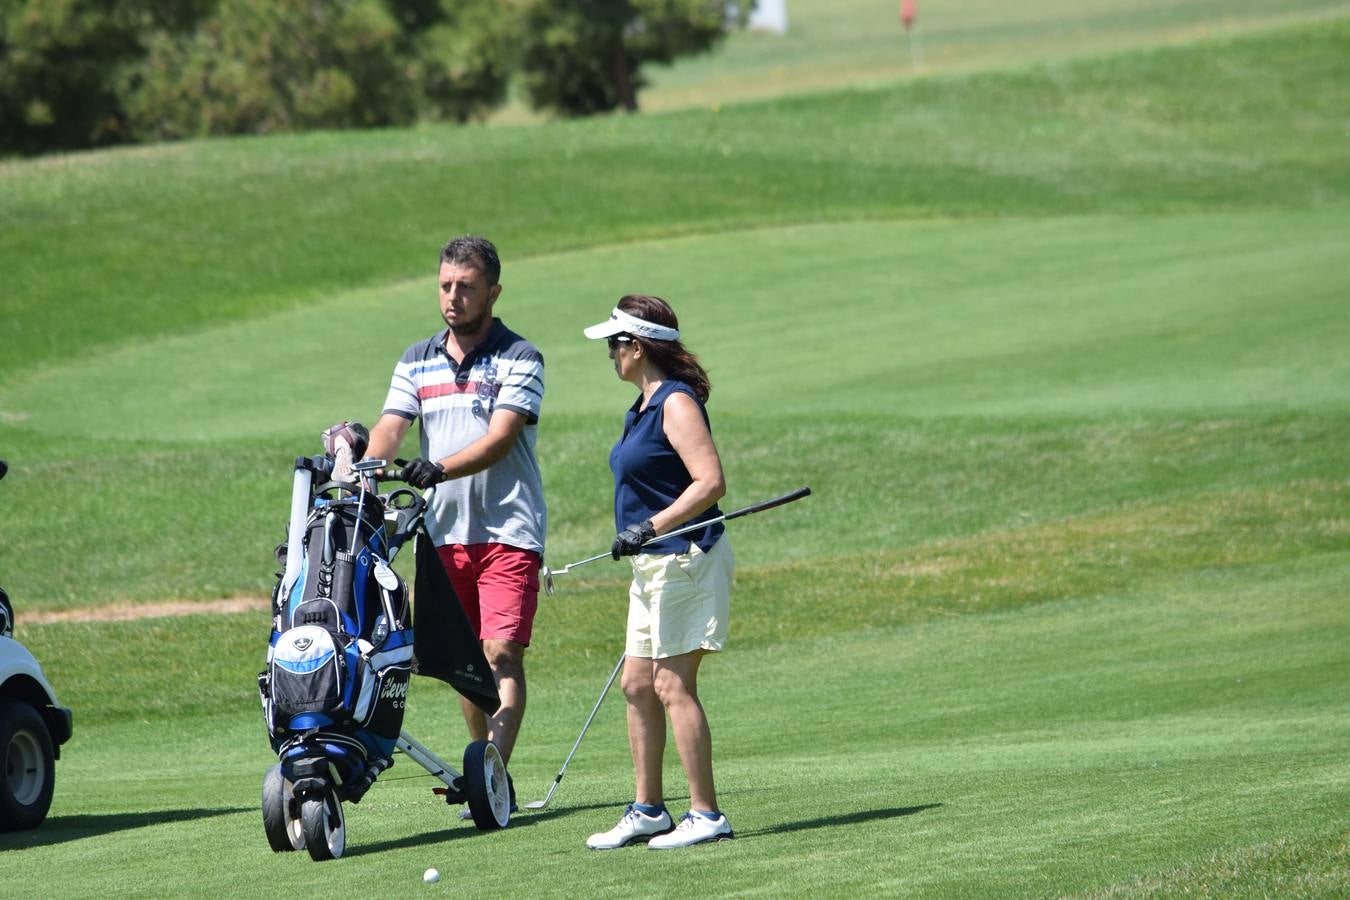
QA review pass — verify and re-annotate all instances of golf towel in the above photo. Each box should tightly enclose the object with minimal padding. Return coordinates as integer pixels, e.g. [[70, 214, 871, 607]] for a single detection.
[[411, 528, 501, 715]]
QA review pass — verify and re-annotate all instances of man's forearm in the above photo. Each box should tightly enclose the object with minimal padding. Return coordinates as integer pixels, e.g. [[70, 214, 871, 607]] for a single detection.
[[437, 435, 511, 480], [366, 415, 409, 464], [434, 410, 527, 480]]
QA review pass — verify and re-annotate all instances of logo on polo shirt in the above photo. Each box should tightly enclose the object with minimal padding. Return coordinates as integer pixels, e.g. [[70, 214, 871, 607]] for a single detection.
[[472, 359, 501, 418]]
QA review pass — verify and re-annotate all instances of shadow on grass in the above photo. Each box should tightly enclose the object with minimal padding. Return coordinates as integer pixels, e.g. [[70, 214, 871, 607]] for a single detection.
[[0, 807, 248, 850], [740, 803, 943, 838], [352, 802, 944, 855], [349, 799, 614, 856]]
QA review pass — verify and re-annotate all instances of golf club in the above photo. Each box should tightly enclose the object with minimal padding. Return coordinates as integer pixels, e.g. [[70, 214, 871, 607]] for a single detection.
[[522, 653, 625, 810], [543, 486, 811, 593]]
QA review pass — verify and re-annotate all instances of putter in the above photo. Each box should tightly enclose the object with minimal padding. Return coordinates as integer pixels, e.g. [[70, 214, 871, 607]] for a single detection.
[[523, 653, 625, 810], [543, 486, 811, 594]]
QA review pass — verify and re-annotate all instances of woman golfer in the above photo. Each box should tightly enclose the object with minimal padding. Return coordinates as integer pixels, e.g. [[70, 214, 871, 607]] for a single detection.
[[583, 294, 736, 850]]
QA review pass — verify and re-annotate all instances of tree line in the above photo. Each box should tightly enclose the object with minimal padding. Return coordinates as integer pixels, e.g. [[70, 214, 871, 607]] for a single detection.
[[0, 0, 746, 156]]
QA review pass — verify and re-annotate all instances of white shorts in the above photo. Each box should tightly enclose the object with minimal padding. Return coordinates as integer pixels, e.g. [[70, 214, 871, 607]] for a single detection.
[[625, 536, 734, 659]]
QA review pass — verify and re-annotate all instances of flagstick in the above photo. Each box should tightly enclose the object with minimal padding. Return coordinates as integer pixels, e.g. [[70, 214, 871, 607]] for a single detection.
[[908, 25, 923, 72]]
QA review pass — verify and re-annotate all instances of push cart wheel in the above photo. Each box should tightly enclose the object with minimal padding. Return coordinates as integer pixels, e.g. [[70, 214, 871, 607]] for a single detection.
[[261, 764, 304, 852], [300, 788, 347, 860], [463, 740, 510, 830]]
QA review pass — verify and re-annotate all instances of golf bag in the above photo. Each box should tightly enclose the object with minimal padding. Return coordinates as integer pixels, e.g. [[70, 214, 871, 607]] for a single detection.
[[257, 433, 512, 861], [258, 451, 422, 804]]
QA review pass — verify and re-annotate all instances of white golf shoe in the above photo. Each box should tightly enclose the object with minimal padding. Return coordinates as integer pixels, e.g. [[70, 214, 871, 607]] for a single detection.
[[647, 811, 734, 849], [586, 804, 674, 849]]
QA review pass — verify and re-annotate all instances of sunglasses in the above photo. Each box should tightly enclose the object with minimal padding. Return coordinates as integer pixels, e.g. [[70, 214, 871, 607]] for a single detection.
[[607, 335, 634, 350]]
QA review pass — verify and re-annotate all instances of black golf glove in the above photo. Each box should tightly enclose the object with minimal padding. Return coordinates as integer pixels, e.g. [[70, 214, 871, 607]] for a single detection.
[[612, 519, 657, 559], [403, 457, 445, 489]]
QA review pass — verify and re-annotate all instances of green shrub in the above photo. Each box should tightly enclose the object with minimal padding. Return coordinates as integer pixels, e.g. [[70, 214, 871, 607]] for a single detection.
[[0, 0, 146, 152], [120, 0, 417, 139], [410, 1, 515, 123], [514, 0, 744, 115]]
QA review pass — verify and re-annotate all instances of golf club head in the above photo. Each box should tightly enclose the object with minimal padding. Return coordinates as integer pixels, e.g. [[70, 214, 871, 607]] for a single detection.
[[524, 781, 558, 809]]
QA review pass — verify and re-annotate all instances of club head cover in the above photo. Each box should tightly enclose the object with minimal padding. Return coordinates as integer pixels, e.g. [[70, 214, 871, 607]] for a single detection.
[[322, 421, 368, 483]]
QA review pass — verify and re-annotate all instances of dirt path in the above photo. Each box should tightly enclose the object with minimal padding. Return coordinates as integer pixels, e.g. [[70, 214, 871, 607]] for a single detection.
[[26, 597, 269, 625]]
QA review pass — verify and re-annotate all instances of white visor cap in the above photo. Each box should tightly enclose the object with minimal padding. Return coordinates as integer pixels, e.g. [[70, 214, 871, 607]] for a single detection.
[[583, 307, 680, 342]]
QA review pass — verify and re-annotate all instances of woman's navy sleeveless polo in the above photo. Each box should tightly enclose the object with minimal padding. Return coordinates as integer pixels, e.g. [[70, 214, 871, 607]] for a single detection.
[[610, 380, 725, 554]]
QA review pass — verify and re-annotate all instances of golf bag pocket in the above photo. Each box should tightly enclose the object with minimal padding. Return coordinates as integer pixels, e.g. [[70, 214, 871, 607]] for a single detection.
[[270, 625, 346, 718], [290, 597, 341, 631], [351, 642, 414, 742]]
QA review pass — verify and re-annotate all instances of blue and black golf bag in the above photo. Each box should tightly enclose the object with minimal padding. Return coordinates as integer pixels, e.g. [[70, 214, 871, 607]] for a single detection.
[[259, 450, 422, 807], [258, 429, 509, 861]]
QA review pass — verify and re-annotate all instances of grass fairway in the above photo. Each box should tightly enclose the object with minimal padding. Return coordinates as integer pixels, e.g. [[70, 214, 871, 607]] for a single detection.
[[1, 13, 1348, 898], [638, 0, 1350, 112], [3, 211, 1346, 607], [3, 553, 1346, 895]]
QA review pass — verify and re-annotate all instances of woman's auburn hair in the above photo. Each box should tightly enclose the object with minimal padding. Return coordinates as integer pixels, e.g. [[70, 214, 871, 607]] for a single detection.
[[617, 294, 711, 402]]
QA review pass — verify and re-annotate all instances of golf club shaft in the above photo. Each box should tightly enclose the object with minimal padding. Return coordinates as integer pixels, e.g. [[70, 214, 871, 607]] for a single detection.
[[555, 486, 812, 575], [529, 653, 625, 808]]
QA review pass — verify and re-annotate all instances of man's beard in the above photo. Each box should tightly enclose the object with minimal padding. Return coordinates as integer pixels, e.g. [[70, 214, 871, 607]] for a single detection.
[[445, 308, 490, 336]]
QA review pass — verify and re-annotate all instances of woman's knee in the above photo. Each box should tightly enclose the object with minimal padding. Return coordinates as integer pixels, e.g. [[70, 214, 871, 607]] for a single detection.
[[621, 661, 656, 703], [652, 665, 697, 708]]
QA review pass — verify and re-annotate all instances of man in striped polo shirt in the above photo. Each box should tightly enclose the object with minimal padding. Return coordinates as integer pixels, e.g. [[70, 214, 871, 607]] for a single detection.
[[366, 235, 545, 777]]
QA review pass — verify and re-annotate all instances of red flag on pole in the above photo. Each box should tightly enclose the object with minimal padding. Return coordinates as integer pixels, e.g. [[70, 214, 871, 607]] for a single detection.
[[900, 0, 917, 30]]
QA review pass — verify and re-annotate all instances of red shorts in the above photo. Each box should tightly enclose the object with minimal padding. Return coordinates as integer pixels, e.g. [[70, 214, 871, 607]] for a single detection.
[[436, 543, 541, 646]]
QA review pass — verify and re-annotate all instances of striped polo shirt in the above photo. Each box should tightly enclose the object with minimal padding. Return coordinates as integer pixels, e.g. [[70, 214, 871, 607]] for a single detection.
[[382, 319, 546, 553]]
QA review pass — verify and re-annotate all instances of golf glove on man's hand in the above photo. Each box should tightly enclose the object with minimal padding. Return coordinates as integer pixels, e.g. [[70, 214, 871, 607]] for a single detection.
[[612, 519, 657, 559], [403, 457, 445, 489]]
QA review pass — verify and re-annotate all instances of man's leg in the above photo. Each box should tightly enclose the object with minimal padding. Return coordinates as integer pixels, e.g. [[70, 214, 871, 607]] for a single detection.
[[469, 544, 539, 767], [479, 638, 526, 765], [459, 696, 489, 742]]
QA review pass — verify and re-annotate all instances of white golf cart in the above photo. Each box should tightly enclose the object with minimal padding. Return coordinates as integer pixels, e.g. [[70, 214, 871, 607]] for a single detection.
[[1, 461, 73, 832]]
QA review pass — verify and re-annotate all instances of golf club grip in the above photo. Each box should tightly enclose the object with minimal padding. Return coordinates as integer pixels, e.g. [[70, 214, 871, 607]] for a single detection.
[[649, 486, 813, 545], [373, 458, 410, 483], [723, 486, 812, 521]]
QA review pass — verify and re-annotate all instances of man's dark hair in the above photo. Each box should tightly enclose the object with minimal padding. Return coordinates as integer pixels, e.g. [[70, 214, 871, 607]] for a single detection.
[[440, 235, 501, 286]]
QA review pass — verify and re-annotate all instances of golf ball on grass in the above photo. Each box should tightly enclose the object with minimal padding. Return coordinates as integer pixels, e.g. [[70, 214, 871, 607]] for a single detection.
[[424, 868, 440, 884]]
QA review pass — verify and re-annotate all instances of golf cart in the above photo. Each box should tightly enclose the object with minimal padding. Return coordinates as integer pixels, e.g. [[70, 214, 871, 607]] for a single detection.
[[0, 460, 74, 832]]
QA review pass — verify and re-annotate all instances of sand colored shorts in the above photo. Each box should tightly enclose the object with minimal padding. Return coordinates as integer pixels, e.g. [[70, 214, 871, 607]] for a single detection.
[[626, 536, 734, 659]]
